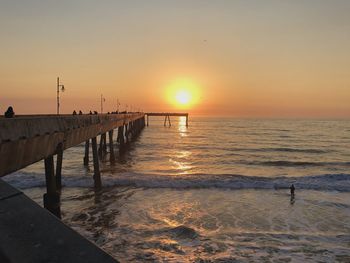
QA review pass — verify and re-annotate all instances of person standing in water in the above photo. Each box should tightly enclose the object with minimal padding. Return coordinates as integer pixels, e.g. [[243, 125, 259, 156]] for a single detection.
[[290, 184, 295, 204]]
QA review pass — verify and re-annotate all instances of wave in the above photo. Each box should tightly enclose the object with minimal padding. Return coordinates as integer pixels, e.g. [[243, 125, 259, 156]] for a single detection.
[[230, 147, 329, 154], [240, 160, 350, 167], [3, 171, 350, 192]]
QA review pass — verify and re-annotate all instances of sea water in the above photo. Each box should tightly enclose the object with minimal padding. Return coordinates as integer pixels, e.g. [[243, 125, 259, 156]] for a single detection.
[[4, 117, 350, 262]]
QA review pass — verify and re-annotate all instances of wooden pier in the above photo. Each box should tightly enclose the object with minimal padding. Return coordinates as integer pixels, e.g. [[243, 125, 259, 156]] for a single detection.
[[0, 111, 190, 262], [0, 113, 146, 262], [0, 113, 145, 215], [145, 112, 189, 127]]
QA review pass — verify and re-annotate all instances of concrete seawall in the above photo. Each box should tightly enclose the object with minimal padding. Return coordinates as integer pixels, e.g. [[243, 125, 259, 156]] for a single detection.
[[0, 179, 117, 263]]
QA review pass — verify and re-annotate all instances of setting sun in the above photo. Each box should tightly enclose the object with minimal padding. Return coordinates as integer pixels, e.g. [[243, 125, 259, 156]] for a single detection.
[[165, 78, 200, 109], [175, 90, 191, 105]]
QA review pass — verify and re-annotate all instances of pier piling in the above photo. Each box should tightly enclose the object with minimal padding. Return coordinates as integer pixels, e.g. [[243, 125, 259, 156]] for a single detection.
[[125, 124, 129, 144], [118, 126, 125, 153], [98, 135, 103, 157], [98, 133, 107, 157], [43, 155, 61, 218], [91, 137, 102, 189], [55, 143, 63, 191], [84, 140, 90, 165], [108, 130, 115, 164], [102, 133, 107, 154]]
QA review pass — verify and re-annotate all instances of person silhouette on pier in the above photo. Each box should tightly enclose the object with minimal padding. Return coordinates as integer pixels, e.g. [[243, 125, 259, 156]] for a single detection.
[[72, 110, 77, 115], [4, 106, 15, 118], [79, 110, 83, 115]]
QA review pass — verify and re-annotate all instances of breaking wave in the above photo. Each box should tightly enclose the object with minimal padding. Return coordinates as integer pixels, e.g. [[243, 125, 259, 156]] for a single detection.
[[3, 171, 350, 192]]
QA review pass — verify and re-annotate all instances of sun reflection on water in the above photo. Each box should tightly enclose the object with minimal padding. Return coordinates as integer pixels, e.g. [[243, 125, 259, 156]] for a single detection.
[[169, 158, 192, 175], [178, 116, 188, 137]]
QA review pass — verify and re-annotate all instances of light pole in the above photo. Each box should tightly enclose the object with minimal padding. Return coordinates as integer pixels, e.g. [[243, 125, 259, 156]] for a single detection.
[[117, 98, 120, 113], [57, 77, 65, 115], [100, 94, 105, 113]]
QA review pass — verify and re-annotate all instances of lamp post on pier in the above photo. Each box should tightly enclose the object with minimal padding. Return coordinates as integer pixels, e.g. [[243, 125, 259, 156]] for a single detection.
[[57, 77, 65, 115], [117, 98, 120, 113], [100, 94, 106, 113]]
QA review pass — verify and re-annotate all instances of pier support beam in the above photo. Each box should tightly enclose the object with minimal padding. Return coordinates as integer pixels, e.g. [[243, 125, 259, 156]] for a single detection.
[[83, 140, 90, 166], [131, 121, 135, 139], [102, 133, 107, 153], [43, 155, 61, 218], [55, 143, 63, 191], [108, 130, 115, 164], [124, 124, 129, 144], [118, 126, 125, 153], [164, 115, 171, 127], [98, 133, 107, 158], [186, 115, 189, 127], [91, 137, 102, 189], [98, 135, 103, 157]]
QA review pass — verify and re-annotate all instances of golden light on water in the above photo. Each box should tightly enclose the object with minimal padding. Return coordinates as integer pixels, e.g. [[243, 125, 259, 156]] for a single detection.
[[166, 78, 200, 109]]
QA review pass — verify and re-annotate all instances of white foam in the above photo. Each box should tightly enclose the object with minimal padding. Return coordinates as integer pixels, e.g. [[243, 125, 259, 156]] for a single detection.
[[4, 171, 350, 192]]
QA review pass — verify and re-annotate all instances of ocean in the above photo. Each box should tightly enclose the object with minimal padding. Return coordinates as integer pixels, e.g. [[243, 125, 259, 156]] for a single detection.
[[4, 117, 350, 262]]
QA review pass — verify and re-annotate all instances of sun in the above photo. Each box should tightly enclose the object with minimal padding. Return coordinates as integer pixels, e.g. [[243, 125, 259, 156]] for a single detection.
[[166, 78, 200, 109], [175, 90, 191, 105]]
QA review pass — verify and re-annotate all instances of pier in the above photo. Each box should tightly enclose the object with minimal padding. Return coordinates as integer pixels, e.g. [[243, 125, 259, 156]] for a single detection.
[[0, 113, 145, 214], [0, 111, 189, 262], [146, 112, 189, 127], [0, 113, 146, 262]]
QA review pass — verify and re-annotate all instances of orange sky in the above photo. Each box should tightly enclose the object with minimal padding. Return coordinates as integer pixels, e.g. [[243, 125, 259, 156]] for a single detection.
[[1, 1, 350, 117]]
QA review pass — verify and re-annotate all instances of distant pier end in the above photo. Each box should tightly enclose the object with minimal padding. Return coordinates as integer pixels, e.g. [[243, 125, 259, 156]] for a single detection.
[[145, 112, 189, 127]]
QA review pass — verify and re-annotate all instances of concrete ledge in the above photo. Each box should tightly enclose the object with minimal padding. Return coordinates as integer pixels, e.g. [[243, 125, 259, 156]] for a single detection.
[[0, 180, 117, 263]]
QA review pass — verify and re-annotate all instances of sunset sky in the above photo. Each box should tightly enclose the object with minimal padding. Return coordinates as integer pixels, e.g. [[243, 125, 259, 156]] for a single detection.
[[1, 0, 350, 117]]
